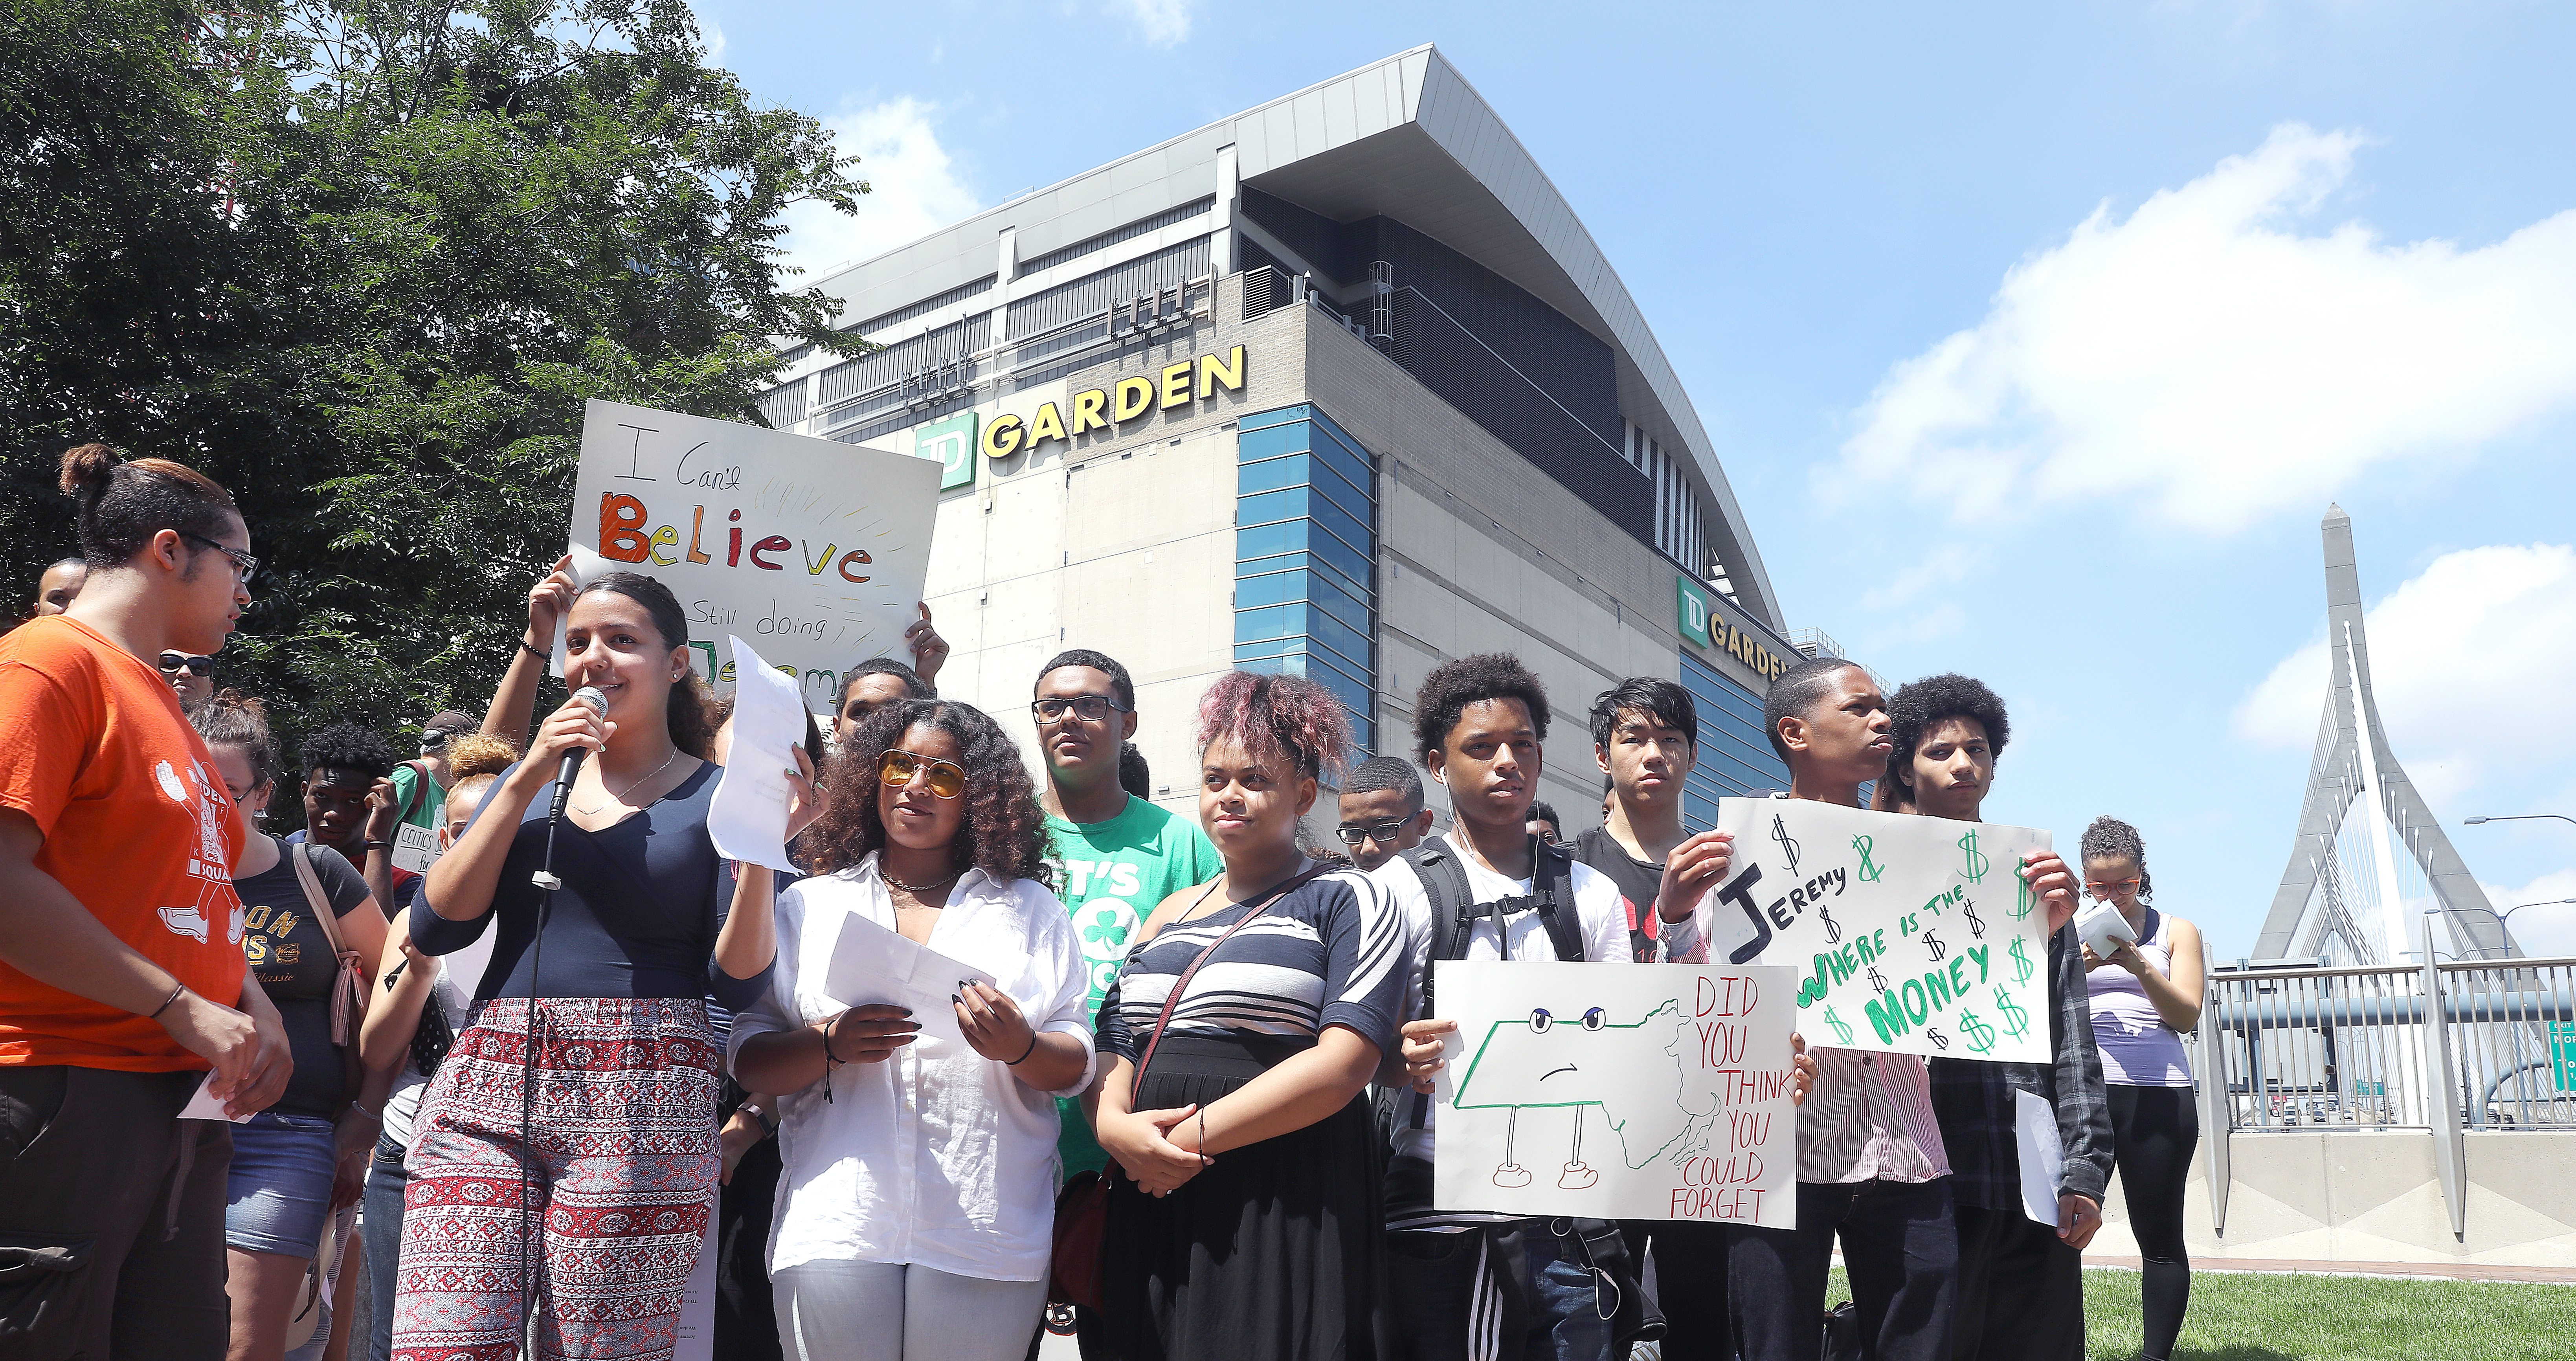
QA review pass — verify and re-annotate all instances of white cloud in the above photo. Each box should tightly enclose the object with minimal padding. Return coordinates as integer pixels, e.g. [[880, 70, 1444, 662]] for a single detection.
[[1834, 124, 2576, 532], [1109, 0, 1196, 46], [777, 98, 982, 285], [2476, 869, 2576, 958], [2234, 542, 2576, 805]]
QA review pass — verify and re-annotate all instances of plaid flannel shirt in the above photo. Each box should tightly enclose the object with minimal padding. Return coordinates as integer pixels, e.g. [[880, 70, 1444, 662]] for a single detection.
[[1927, 922, 2115, 1212]]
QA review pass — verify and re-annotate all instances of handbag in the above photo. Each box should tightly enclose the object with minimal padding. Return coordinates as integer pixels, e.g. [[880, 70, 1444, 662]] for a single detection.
[[1047, 865, 1327, 1315], [287, 842, 372, 1111]]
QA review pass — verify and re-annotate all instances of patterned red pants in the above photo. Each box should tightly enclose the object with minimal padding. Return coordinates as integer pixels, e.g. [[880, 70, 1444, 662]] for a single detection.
[[393, 997, 720, 1361]]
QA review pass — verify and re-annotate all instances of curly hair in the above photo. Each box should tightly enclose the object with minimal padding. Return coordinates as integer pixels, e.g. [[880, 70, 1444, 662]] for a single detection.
[[1882, 673, 2010, 797], [1412, 652, 1549, 764], [1196, 670, 1351, 781], [301, 721, 397, 781], [2080, 815, 2154, 904], [445, 734, 520, 784], [798, 700, 1052, 889], [190, 691, 278, 790]]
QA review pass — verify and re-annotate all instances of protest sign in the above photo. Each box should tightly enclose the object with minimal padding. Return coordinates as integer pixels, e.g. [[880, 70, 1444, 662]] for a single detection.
[[1706, 799, 2053, 1064], [1431, 961, 1799, 1227], [568, 398, 938, 710]]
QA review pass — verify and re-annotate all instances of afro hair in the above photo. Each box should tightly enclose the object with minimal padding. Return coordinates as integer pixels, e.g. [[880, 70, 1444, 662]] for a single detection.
[[301, 721, 397, 781], [1883, 673, 2010, 793], [1412, 653, 1550, 764]]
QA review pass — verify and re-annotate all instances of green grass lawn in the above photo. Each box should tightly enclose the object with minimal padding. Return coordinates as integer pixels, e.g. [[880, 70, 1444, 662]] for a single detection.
[[1809, 1266, 2576, 1361]]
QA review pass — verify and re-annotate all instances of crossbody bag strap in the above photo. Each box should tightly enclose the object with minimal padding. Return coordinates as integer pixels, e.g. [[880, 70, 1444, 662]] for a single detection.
[[288, 843, 368, 1049], [394, 760, 434, 824], [1128, 864, 1329, 1099]]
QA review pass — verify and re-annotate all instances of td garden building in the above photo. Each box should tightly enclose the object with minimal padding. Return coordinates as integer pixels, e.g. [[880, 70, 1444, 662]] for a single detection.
[[756, 45, 1827, 830]]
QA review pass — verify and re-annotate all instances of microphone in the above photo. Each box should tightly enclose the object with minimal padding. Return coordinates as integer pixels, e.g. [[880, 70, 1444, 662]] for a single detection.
[[546, 686, 609, 826]]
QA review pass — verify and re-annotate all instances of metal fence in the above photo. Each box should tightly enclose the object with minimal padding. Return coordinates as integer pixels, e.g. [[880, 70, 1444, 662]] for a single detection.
[[2193, 931, 2576, 1238]]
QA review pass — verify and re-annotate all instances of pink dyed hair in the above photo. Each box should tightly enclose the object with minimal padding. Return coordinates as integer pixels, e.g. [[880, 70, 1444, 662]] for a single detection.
[[1194, 669, 1351, 780]]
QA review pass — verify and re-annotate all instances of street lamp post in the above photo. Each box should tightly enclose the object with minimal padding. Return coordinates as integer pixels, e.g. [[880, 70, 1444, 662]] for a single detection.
[[2427, 900, 2576, 959], [2464, 814, 2576, 828]]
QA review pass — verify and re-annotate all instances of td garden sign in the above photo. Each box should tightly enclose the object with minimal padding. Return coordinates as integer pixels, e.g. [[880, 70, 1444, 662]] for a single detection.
[[1677, 573, 1790, 690], [985, 345, 1248, 458]]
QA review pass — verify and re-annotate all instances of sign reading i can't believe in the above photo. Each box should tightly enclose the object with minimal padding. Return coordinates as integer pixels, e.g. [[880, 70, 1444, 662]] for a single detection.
[[1677, 575, 1789, 687]]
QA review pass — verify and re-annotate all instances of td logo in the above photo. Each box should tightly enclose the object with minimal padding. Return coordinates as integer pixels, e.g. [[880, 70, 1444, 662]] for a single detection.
[[914, 412, 978, 491]]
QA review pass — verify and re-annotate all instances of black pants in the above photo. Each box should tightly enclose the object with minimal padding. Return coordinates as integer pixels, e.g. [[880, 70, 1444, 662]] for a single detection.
[[1951, 1202, 2083, 1361], [716, 1133, 785, 1361], [0, 1065, 233, 1361], [1636, 1221, 1729, 1361], [2108, 1085, 2197, 1360], [363, 1139, 408, 1361], [1726, 1178, 1955, 1361]]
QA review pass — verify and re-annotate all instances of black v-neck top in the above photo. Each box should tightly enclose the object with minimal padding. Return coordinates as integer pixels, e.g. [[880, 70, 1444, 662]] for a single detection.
[[409, 760, 770, 1009]]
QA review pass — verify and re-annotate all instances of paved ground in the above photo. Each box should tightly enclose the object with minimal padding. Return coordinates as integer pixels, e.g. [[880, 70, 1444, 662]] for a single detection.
[[2086, 1253, 2576, 1285]]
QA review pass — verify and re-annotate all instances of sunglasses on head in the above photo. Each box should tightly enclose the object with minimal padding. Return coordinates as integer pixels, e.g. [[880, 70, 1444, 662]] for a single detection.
[[158, 652, 213, 677], [1335, 818, 1412, 846], [878, 748, 968, 799]]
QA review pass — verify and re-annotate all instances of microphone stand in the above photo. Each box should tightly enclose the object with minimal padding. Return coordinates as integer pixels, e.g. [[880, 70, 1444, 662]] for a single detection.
[[518, 779, 572, 1346]]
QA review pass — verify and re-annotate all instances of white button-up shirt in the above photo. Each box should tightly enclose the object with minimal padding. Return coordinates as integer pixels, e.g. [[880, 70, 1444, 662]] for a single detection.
[[729, 858, 1096, 1282]]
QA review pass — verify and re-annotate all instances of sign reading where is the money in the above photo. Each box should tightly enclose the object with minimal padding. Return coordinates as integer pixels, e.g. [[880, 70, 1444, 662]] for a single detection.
[[1704, 799, 2054, 1064]]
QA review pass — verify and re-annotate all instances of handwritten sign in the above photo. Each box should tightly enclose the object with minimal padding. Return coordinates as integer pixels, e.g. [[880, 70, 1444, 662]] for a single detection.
[[569, 398, 937, 709], [1430, 961, 1799, 1226], [1707, 799, 2052, 1065]]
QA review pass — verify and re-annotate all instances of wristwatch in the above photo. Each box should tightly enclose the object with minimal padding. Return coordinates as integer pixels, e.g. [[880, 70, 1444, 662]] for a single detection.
[[740, 1103, 778, 1138]]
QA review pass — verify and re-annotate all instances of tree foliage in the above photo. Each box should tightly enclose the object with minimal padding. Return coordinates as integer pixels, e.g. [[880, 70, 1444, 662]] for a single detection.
[[0, 0, 861, 768]]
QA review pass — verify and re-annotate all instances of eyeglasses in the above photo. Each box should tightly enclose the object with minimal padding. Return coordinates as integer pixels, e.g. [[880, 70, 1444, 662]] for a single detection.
[[1031, 694, 1128, 724], [176, 530, 259, 584], [878, 748, 968, 799], [1335, 818, 1412, 847], [2084, 878, 2142, 894], [158, 652, 214, 677]]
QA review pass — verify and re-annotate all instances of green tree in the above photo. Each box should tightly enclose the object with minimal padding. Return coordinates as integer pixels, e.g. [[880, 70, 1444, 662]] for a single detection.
[[0, 0, 861, 786]]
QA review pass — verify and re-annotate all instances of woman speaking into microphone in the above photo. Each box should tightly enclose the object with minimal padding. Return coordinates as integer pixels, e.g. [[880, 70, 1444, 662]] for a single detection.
[[393, 572, 806, 1361]]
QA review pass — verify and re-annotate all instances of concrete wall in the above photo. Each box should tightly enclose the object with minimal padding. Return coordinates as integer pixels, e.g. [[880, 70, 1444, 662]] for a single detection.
[[2086, 1129, 2576, 1269]]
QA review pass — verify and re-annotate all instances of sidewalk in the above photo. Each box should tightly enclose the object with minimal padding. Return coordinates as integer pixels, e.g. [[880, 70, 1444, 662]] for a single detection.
[[2086, 1254, 2576, 1286]]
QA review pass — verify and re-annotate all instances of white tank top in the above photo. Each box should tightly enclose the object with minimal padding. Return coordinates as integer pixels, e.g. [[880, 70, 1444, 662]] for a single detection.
[[2084, 905, 2193, 1087]]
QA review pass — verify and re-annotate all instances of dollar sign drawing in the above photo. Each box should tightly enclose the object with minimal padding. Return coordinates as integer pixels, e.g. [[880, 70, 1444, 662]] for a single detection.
[[1957, 828, 1989, 885], [1921, 928, 1947, 962], [1995, 986, 2031, 1040], [1867, 966, 1891, 995], [1853, 834, 1884, 883], [2008, 936, 2035, 984], [1959, 1010, 1997, 1053], [1817, 900, 1843, 945], [2011, 872, 2036, 922], [1771, 814, 1801, 876], [1926, 1028, 1950, 1051], [1824, 1006, 1855, 1046], [1961, 896, 1986, 940]]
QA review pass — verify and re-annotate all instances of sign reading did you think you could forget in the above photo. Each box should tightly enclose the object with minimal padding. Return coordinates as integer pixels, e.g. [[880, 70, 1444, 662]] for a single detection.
[[571, 399, 938, 708], [1707, 799, 2055, 1065]]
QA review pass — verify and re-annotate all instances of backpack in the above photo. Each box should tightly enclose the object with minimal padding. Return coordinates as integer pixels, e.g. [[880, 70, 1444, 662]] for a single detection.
[[1391, 834, 1663, 1352]]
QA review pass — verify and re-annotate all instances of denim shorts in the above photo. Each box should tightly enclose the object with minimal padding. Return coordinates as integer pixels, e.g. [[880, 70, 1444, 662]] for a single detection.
[[223, 1111, 338, 1258]]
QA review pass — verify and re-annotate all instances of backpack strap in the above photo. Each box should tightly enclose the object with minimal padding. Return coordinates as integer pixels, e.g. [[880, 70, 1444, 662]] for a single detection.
[[1399, 836, 1482, 1020], [1531, 837, 1585, 964]]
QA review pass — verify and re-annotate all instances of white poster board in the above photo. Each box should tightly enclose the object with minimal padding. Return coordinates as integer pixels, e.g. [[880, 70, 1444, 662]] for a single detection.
[[1708, 799, 2053, 1065], [1430, 961, 1800, 1227], [568, 398, 937, 710]]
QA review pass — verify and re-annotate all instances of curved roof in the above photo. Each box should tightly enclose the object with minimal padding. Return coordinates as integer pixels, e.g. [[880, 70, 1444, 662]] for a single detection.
[[806, 44, 1783, 629]]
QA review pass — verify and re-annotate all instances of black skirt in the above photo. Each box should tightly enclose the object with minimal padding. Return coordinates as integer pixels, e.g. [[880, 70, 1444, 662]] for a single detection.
[[1096, 1034, 1388, 1361]]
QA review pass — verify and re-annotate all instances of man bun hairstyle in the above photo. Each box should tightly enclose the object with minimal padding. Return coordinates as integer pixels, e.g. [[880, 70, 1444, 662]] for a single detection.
[[2080, 815, 2154, 904], [190, 691, 279, 792], [1118, 742, 1152, 799], [1883, 673, 2010, 793], [1197, 670, 1351, 781], [56, 443, 241, 572], [574, 573, 716, 760], [1412, 652, 1549, 764], [1590, 677, 1699, 752], [445, 734, 521, 784], [1037, 647, 1135, 711], [1344, 755, 1424, 809], [1763, 656, 1863, 764], [302, 721, 397, 782]]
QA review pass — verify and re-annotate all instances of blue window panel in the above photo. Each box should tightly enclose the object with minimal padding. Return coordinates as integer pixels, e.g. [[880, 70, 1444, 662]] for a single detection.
[[1229, 613, 1372, 685], [1233, 569, 1307, 610], [1235, 554, 1375, 611], [1236, 521, 1307, 564], [1236, 486, 1313, 529], [1308, 460, 1374, 527], [1302, 569, 1374, 637], [1234, 604, 1300, 645], [1235, 423, 1311, 462], [1232, 566, 1373, 638], [1309, 428, 1374, 490], [1306, 496, 1371, 562], [1303, 527, 1373, 598], [1304, 609, 1373, 674], [1238, 404, 1311, 435], [1238, 453, 1309, 496]]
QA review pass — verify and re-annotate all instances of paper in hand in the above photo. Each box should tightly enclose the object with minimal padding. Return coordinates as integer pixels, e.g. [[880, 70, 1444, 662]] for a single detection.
[[822, 910, 998, 1043], [706, 635, 808, 872], [2016, 1087, 2067, 1226], [178, 1071, 254, 1124]]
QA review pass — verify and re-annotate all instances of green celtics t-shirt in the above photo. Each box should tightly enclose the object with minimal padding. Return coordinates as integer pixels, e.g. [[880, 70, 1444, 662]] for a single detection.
[[1045, 793, 1225, 1177], [388, 760, 444, 832]]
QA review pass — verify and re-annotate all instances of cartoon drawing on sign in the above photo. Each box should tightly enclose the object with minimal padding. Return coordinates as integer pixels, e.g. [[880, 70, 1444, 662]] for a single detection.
[[1451, 999, 1697, 1189]]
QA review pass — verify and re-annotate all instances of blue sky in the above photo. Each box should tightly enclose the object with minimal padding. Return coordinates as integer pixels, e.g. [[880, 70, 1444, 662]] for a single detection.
[[700, 1, 2576, 960]]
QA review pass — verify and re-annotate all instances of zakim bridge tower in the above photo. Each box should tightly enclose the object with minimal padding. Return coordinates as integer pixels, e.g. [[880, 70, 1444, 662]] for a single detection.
[[2254, 505, 2507, 964]]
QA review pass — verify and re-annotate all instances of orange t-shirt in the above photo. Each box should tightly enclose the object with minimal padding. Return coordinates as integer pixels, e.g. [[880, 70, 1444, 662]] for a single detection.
[[0, 615, 246, 1070]]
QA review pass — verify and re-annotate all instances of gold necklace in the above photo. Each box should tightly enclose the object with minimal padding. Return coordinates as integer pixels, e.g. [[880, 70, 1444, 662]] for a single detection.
[[885, 867, 962, 896], [571, 747, 682, 816]]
